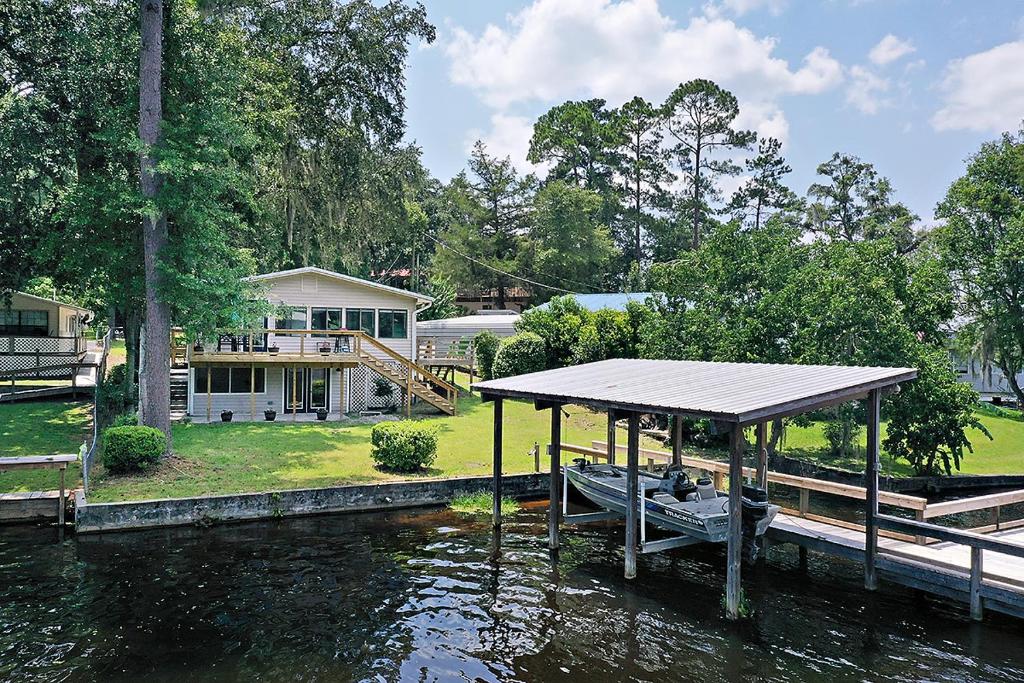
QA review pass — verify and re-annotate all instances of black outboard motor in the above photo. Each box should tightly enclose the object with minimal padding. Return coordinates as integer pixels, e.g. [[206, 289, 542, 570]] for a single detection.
[[741, 485, 770, 564], [659, 466, 697, 500]]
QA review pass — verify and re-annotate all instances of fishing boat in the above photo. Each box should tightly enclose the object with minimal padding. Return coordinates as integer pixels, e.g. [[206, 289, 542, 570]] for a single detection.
[[564, 459, 779, 546]]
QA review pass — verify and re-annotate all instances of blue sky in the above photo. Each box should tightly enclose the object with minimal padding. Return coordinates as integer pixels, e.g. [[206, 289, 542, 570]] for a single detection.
[[403, 0, 1024, 223]]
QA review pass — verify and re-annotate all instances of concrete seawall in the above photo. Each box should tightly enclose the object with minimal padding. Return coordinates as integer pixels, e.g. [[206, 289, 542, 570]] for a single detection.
[[74, 473, 550, 533]]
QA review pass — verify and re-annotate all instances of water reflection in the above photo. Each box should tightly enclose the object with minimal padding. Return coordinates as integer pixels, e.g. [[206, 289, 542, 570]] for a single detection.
[[2, 504, 1024, 681]]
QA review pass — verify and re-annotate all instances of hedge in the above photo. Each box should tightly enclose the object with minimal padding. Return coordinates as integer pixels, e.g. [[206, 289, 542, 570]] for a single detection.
[[102, 425, 165, 474], [491, 332, 545, 379], [473, 330, 500, 381], [370, 421, 438, 472]]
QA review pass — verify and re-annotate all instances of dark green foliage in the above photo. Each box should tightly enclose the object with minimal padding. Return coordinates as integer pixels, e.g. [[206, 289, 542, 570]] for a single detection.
[[370, 421, 438, 472], [102, 425, 165, 474], [884, 349, 990, 476], [822, 404, 862, 460], [110, 412, 139, 428], [473, 330, 500, 381], [418, 275, 465, 321], [491, 333, 546, 379], [96, 364, 137, 427]]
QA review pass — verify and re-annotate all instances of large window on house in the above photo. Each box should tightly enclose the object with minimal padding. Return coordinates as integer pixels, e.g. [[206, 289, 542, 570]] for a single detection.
[[346, 308, 376, 336], [0, 309, 49, 336], [194, 367, 266, 393], [378, 310, 408, 339], [275, 307, 307, 335], [311, 308, 343, 337]]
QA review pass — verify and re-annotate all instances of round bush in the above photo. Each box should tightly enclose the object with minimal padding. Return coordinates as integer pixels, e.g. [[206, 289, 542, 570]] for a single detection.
[[370, 421, 438, 472], [491, 332, 545, 379], [473, 330, 500, 381], [102, 425, 165, 474]]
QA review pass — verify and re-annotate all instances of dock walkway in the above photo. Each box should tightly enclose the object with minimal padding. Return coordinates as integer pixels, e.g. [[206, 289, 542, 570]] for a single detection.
[[769, 513, 1024, 619]]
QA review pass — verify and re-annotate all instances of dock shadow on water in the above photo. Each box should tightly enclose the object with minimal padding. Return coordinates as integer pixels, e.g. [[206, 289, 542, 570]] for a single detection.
[[3, 504, 1024, 682]]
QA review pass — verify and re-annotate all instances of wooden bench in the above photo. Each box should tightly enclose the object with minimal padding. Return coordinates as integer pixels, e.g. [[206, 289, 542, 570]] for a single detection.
[[0, 455, 78, 526]]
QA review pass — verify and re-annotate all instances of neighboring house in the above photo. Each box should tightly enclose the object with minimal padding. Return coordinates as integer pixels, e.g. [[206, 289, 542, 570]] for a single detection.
[[186, 266, 458, 421], [0, 291, 92, 378], [532, 292, 653, 313], [417, 311, 519, 351], [953, 352, 1024, 404], [456, 286, 530, 313]]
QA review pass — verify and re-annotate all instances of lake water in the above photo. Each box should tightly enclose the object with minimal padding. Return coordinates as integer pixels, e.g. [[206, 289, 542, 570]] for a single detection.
[[3, 502, 1024, 682]]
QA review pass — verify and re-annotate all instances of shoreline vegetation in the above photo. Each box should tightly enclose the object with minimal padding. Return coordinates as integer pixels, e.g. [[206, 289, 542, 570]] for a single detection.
[[1, 385, 1022, 503]]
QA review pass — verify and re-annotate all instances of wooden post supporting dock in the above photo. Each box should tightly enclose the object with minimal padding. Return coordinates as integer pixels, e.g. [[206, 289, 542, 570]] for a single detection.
[[864, 388, 881, 591], [725, 423, 745, 619], [755, 422, 768, 489], [624, 412, 640, 579], [492, 398, 503, 529], [606, 412, 617, 465], [548, 404, 562, 550]]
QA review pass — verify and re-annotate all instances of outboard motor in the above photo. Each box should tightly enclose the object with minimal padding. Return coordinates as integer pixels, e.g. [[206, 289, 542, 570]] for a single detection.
[[741, 485, 771, 564], [659, 466, 697, 501], [572, 458, 589, 471]]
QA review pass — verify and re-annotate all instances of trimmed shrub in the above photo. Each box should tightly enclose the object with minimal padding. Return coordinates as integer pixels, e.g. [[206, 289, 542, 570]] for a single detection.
[[370, 421, 438, 472], [491, 332, 546, 379], [102, 425, 164, 474], [473, 330, 500, 381]]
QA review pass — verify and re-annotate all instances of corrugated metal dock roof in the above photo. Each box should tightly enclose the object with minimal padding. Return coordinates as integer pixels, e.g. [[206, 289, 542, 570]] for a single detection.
[[473, 358, 916, 424]]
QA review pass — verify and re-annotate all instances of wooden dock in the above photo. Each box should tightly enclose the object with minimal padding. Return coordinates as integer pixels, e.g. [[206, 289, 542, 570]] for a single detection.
[[559, 439, 1024, 621]]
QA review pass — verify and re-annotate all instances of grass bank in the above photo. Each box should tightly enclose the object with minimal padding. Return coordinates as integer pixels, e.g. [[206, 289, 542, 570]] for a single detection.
[[0, 400, 90, 491]]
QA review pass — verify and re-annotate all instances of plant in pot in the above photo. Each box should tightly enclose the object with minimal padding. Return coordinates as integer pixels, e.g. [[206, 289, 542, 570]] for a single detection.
[[220, 409, 233, 422], [316, 407, 329, 421], [370, 376, 396, 412], [193, 340, 205, 353], [264, 402, 277, 421], [267, 343, 280, 355], [318, 341, 331, 355]]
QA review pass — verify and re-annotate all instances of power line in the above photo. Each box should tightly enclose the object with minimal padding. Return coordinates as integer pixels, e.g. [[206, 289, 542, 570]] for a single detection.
[[425, 233, 579, 295]]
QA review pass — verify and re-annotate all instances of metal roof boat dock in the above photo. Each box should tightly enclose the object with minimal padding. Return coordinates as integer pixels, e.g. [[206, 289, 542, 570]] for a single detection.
[[474, 358, 1024, 622]]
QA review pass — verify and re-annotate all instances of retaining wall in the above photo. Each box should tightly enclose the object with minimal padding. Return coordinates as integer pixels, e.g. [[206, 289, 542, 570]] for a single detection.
[[74, 473, 550, 533]]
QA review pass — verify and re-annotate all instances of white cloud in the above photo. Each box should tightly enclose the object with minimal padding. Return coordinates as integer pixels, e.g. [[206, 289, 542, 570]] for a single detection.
[[845, 65, 890, 115], [868, 34, 915, 66], [715, 0, 787, 17], [445, 0, 843, 146], [932, 41, 1024, 132]]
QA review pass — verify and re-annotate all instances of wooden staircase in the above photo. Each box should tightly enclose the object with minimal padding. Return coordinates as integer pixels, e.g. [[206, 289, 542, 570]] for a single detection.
[[355, 335, 459, 415]]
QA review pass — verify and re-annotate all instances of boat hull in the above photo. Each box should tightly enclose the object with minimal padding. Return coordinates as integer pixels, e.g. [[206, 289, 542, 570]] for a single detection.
[[565, 464, 778, 544]]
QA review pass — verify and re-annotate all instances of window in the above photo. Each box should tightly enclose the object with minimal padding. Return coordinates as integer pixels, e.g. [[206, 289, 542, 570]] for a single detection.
[[194, 367, 266, 393], [0, 309, 49, 336], [378, 310, 408, 339], [311, 308, 342, 337], [275, 307, 307, 334], [346, 308, 376, 336]]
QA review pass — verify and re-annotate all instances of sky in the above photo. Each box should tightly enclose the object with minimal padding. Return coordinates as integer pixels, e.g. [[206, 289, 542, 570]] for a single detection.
[[402, 0, 1024, 223]]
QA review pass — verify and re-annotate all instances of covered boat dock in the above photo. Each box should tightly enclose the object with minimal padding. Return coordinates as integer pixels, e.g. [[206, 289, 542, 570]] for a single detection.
[[474, 358, 916, 619]]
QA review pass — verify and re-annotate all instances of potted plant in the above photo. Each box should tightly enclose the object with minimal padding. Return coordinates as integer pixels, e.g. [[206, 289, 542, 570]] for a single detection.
[[193, 340, 205, 353], [220, 409, 233, 423], [316, 407, 329, 421], [267, 343, 280, 355], [318, 341, 331, 355], [264, 403, 277, 421], [370, 376, 396, 412]]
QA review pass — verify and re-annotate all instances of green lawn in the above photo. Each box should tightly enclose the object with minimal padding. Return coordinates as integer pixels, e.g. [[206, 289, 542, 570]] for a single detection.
[[779, 406, 1024, 476], [0, 400, 90, 492], [87, 391, 668, 503]]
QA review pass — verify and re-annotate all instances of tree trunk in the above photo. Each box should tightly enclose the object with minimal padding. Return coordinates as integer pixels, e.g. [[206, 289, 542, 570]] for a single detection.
[[692, 146, 701, 250], [139, 0, 172, 452], [999, 357, 1024, 407]]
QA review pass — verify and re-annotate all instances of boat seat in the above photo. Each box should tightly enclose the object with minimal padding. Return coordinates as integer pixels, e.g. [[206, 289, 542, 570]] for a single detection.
[[653, 492, 680, 506]]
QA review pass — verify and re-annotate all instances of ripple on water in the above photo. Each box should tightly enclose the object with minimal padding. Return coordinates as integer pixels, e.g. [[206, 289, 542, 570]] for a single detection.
[[2, 508, 1024, 681]]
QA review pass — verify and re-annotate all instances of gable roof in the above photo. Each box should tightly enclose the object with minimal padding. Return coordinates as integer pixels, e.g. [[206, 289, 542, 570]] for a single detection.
[[245, 266, 433, 304], [9, 290, 93, 315]]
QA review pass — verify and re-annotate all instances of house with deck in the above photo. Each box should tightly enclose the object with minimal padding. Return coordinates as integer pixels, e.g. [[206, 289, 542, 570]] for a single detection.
[[1, 291, 92, 380], [183, 267, 458, 422]]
